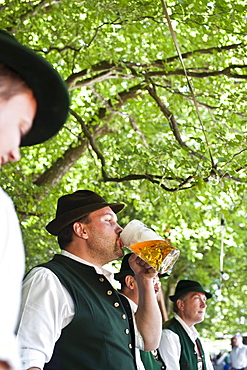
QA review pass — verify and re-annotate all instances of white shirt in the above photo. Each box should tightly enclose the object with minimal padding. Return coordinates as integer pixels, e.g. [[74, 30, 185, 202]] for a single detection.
[[16, 250, 143, 370], [159, 314, 213, 370], [0, 188, 25, 370], [230, 344, 247, 369], [125, 296, 145, 370]]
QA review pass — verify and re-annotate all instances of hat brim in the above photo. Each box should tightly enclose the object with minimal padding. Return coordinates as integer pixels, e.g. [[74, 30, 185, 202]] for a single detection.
[[0, 30, 70, 146], [158, 272, 169, 278], [46, 202, 125, 236], [169, 287, 212, 302], [114, 268, 168, 281], [114, 269, 134, 281]]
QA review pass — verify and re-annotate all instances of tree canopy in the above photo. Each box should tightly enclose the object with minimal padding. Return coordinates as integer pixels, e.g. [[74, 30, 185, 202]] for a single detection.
[[1, 0, 247, 341]]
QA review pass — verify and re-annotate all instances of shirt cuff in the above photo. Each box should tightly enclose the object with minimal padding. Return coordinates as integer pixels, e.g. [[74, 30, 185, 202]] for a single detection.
[[20, 348, 46, 370]]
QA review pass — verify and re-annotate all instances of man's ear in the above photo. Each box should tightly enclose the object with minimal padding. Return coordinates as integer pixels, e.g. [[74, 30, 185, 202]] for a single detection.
[[73, 222, 89, 239], [177, 299, 184, 311], [125, 275, 135, 290]]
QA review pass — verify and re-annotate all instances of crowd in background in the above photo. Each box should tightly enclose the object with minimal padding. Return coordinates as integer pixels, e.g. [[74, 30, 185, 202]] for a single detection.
[[212, 334, 247, 370]]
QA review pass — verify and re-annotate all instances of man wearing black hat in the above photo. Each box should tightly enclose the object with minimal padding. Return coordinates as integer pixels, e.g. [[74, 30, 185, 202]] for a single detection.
[[115, 253, 166, 370], [0, 30, 69, 370], [158, 280, 214, 370], [16, 190, 162, 370]]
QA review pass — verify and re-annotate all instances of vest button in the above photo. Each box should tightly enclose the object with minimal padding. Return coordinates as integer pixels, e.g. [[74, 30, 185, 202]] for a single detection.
[[107, 290, 113, 295], [128, 343, 132, 349], [114, 302, 120, 307], [125, 329, 129, 334], [122, 314, 126, 319], [99, 277, 104, 282]]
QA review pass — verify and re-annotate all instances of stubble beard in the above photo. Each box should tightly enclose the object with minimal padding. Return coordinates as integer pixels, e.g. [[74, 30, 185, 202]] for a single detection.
[[111, 239, 124, 260], [89, 235, 124, 265]]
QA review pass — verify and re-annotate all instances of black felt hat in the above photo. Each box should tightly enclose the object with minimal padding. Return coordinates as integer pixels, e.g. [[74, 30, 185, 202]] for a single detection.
[[114, 252, 168, 281], [114, 253, 135, 281], [0, 30, 70, 146], [46, 190, 125, 236], [169, 279, 212, 302]]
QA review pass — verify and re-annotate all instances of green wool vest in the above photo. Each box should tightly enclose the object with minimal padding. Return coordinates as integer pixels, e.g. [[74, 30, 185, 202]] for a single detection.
[[163, 318, 207, 370], [40, 254, 136, 370], [140, 349, 166, 370]]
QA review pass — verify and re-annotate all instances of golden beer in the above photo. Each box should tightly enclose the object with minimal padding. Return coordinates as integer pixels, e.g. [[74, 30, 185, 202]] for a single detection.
[[120, 219, 180, 273], [128, 239, 180, 273]]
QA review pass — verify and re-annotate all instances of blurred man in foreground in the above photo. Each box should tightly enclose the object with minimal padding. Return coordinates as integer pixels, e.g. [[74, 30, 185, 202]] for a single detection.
[[0, 29, 69, 370]]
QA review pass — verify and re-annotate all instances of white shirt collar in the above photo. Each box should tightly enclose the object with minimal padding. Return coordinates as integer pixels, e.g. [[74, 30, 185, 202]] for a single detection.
[[174, 313, 199, 342], [124, 296, 138, 313], [234, 343, 244, 349], [61, 250, 114, 285]]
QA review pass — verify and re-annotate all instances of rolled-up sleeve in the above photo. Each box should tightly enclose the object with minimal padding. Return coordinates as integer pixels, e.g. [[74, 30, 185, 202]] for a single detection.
[[16, 267, 74, 370]]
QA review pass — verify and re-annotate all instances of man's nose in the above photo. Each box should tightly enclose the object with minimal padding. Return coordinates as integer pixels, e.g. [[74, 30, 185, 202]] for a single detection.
[[201, 300, 207, 308], [116, 223, 123, 234], [8, 148, 21, 162]]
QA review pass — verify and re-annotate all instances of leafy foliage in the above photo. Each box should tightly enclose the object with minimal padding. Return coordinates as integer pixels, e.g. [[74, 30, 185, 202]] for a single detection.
[[1, 0, 247, 339]]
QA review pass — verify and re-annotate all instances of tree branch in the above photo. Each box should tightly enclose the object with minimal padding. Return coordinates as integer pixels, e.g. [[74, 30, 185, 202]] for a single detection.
[[145, 79, 209, 161], [89, 86, 149, 147]]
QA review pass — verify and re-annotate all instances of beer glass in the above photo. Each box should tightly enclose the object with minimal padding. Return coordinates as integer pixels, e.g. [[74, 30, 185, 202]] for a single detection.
[[120, 220, 180, 274]]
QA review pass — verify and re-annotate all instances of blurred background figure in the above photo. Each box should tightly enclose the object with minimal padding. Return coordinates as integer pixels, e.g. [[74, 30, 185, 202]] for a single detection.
[[213, 351, 230, 370], [230, 333, 247, 370]]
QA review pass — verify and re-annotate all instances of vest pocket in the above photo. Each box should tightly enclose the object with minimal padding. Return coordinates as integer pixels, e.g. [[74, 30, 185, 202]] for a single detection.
[[180, 362, 190, 369]]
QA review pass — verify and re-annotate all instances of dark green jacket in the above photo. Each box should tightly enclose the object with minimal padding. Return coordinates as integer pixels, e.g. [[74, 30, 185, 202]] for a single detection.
[[40, 254, 136, 370], [140, 349, 166, 370], [162, 317, 207, 370]]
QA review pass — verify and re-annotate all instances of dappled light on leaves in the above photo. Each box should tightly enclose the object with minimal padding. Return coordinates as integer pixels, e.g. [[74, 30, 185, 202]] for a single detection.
[[1, 0, 247, 337]]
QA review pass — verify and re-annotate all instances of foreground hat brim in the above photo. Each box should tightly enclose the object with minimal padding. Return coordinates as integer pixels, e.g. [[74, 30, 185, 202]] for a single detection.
[[46, 202, 124, 236], [0, 30, 70, 146], [169, 287, 212, 302]]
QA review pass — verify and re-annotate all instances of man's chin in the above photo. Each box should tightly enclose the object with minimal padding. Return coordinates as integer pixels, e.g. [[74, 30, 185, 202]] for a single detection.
[[195, 315, 205, 324], [116, 247, 124, 259]]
